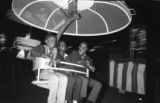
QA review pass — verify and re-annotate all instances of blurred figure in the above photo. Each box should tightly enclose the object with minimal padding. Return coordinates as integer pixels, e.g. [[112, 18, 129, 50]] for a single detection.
[[0, 33, 7, 51], [31, 34, 68, 103]]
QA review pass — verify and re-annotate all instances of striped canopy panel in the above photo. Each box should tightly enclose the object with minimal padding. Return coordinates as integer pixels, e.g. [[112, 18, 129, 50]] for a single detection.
[[12, 0, 133, 36]]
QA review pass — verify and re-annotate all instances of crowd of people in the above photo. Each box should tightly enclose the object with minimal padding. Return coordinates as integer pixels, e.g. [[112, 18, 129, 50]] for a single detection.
[[30, 34, 102, 103]]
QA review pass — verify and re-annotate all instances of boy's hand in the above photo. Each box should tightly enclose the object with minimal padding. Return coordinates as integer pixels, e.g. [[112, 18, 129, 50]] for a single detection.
[[86, 60, 96, 72], [89, 66, 96, 72], [56, 59, 61, 64]]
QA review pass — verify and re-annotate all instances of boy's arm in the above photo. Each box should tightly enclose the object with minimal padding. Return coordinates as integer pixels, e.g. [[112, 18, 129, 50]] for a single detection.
[[84, 55, 96, 72]]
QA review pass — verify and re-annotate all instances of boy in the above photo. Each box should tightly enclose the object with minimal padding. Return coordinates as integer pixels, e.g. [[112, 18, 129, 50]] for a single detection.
[[68, 42, 102, 103], [31, 34, 68, 103], [56, 41, 82, 103]]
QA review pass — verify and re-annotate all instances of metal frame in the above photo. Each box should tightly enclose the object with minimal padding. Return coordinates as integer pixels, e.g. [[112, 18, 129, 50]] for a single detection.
[[32, 58, 89, 88]]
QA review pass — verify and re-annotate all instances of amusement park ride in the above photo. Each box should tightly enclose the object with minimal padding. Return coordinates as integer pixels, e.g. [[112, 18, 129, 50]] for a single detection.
[[11, 0, 135, 36], [4, 0, 143, 96], [8, 0, 135, 59]]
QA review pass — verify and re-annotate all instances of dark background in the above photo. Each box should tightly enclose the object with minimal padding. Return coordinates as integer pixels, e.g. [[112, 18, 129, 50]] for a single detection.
[[1, 0, 160, 103]]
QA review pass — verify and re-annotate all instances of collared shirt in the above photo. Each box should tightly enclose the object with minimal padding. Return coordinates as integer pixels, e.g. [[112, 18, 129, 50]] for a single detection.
[[67, 50, 94, 70], [44, 45, 57, 60]]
